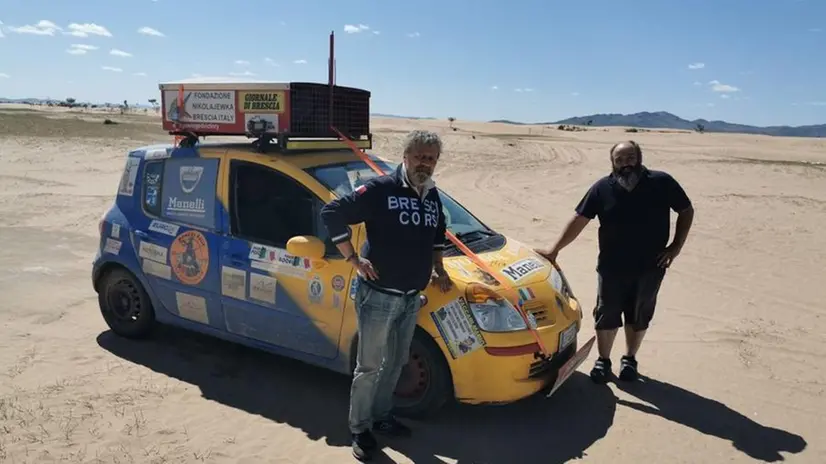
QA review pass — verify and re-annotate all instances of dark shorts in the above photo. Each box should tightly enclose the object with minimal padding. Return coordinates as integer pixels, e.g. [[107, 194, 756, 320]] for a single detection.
[[593, 268, 666, 331]]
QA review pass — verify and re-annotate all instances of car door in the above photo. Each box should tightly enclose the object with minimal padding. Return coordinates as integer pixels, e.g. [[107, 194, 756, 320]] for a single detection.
[[218, 155, 352, 360], [133, 151, 227, 330]]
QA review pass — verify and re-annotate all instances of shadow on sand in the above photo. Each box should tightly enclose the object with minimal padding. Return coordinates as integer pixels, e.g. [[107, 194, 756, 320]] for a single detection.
[[613, 376, 807, 463], [97, 326, 616, 463]]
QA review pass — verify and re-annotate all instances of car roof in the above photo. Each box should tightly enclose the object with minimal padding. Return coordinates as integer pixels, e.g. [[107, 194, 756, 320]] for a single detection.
[[127, 141, 396, 170]]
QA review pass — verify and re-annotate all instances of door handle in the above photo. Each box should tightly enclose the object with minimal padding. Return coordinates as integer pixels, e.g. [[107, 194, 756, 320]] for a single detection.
[[229, 253, 246, 267]]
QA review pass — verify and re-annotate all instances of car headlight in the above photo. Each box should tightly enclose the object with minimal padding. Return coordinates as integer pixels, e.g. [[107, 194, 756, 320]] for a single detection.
[[465, 283, 530, 332], [547, 265, 575, 300]]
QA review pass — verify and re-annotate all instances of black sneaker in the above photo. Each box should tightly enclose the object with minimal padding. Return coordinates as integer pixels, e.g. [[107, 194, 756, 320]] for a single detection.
[[590, 357, 612, 384], [373, 417, 412, 438], [619, 355, 639, 382], [352, 430, 377, 462]]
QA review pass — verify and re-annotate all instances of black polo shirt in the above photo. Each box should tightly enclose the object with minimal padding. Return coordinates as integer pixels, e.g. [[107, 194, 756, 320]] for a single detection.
[[320, 165, 447, 293], [575, 168, 692, 275]]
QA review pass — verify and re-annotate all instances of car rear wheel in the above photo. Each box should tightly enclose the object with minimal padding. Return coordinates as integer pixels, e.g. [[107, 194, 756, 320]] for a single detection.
[[392, 329, 453, 419], [98, 268, 156, 339]]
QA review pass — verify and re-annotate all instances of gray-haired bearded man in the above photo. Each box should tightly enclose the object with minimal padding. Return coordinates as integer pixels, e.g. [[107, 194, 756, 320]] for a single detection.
[[321, 129, 453, 462]]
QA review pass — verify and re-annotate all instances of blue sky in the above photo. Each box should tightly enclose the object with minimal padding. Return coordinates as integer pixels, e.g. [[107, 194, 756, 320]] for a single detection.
[[0, 0, 824, 126]]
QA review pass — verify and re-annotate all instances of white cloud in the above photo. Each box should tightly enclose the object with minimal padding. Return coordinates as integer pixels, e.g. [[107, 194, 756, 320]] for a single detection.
[[514, 88, 534, 92], [235, 60, 250, 65], [373, 31, 380, 35], [708, 80, 740, 92], [0, 73, 9, 78], [110, 49, 132, 57], [491, 85, 498, 90], [344, 24, 371, 34], [66, 23, 112, 37], [67, 44, 98, 55], [133, 72, 147, 76], [294, 59, 307, 64], [138, 26, 164, 37], [720, 94, 730, 99], [693, 81, 702, 86], [688, 62, 705, 70], [407, 32, 420, 38], [264, 57, 279, 66], [102, 66, 122, 72], [230, 71, 257, 77], [805, 101, 826, 106], [8, 20, 61, 35], [0, 20, 5, 38]]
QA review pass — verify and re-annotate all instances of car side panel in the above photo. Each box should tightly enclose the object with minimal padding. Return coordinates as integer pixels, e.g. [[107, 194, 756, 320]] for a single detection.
[[216, 152, 350, 363], [116, 148, 227, 331]]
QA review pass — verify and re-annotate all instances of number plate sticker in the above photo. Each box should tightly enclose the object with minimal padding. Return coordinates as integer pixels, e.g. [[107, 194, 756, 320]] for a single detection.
[[559, 324, 577, 351]]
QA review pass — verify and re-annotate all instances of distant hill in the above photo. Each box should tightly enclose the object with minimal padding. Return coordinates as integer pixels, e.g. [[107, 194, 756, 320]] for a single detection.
[[370, 112, 435, 120], [3, 98, 823, 138], [544, 111, 825, 138]]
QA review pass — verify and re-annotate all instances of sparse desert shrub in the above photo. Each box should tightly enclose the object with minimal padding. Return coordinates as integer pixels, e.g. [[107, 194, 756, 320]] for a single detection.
[[626, 128, 638, 133]]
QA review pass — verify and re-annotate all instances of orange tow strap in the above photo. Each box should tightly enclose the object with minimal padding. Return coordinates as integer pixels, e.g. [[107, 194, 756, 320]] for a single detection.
[[330, 126, 550, 358]]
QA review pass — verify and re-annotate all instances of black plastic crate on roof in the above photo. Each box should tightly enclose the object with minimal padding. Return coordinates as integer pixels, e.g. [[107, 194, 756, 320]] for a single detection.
[[289, 82, 371, 138]]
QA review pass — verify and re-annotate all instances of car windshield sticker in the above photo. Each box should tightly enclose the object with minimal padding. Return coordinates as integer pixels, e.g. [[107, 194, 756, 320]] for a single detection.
[[148, 220, 180, 237], [103, 238, 121, 255], [139, 241, 168, 264], [143, 259, 171, 280], [501, 257, 545, 281], [430, 297, 486, 359], [170, 230, 209, 285], [117, 157, 141, 197], [221, 266, 247, 300], [175, 291, 209, 324], [161, 157, 219, 229], [248, 243, 311, 278], [308, 275, 323, 304], [249, 273, 277, 304]]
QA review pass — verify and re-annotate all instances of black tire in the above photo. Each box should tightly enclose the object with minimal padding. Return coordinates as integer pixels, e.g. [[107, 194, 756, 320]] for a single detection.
[[97, 267, 156, 339], [392, 328, 454, 419]]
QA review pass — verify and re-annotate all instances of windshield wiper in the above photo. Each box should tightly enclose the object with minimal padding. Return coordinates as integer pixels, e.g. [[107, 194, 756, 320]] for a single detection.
[[454, 229, 496, 243]]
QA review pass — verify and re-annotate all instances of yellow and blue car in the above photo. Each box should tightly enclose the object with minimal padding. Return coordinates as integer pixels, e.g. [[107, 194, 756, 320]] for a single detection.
[[92, 79, 591, 418]]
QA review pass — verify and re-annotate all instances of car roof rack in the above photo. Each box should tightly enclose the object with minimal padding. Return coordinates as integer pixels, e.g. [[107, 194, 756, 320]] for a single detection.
[[158, 31, 371, 154]]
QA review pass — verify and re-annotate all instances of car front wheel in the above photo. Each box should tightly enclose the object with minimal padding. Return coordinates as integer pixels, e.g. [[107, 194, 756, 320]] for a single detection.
[[393, 329, 454, 419], [98, 268, 156, 339]]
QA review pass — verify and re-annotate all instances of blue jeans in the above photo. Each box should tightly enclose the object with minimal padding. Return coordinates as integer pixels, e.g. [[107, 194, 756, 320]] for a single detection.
[[349, 279, 421, 434]]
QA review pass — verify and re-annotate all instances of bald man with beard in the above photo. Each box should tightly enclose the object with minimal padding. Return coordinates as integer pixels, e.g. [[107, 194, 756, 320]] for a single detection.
[[536, 140, 694, 383]]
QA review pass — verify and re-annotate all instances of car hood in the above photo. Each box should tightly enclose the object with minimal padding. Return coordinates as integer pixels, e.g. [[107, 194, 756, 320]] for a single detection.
[[443, 236, 552, 287]]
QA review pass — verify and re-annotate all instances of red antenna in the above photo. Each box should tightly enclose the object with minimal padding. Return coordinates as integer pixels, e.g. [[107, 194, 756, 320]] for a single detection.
[[328, 30, 335, 134]]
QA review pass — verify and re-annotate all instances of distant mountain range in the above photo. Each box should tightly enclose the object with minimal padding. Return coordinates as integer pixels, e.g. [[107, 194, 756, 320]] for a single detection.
[[492, 111, 826, 138], [3, 98, 823, 138]]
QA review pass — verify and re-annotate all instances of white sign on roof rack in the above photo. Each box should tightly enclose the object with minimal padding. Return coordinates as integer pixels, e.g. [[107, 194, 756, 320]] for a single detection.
[[159, 81, 289, 136]]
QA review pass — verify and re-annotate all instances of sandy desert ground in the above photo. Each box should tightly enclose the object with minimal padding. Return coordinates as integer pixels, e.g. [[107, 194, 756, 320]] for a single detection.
[[0, 105, 824, 463]]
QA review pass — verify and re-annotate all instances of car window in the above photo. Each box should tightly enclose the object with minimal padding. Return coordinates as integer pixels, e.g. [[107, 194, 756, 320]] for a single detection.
[[140, 157, 220, 230], [305, 159, 493, 236], [142, 161, 164, 217], [229, 160, 338, 256]]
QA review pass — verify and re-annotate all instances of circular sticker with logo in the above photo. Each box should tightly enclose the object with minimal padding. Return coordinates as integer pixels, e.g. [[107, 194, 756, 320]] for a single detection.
[[170, 230, 210, 285], [332, 275, 345, 292]]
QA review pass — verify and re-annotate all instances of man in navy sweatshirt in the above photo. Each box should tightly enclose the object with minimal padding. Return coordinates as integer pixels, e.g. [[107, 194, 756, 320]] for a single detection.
[[320, 129, 453, 462]]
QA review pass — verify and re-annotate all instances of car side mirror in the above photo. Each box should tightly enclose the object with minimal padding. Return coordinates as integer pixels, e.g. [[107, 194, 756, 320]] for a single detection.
[[286, 235, 326, 260]]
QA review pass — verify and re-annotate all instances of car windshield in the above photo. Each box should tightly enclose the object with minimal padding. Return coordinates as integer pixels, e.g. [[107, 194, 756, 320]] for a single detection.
[[305, 157, 496, 239]]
